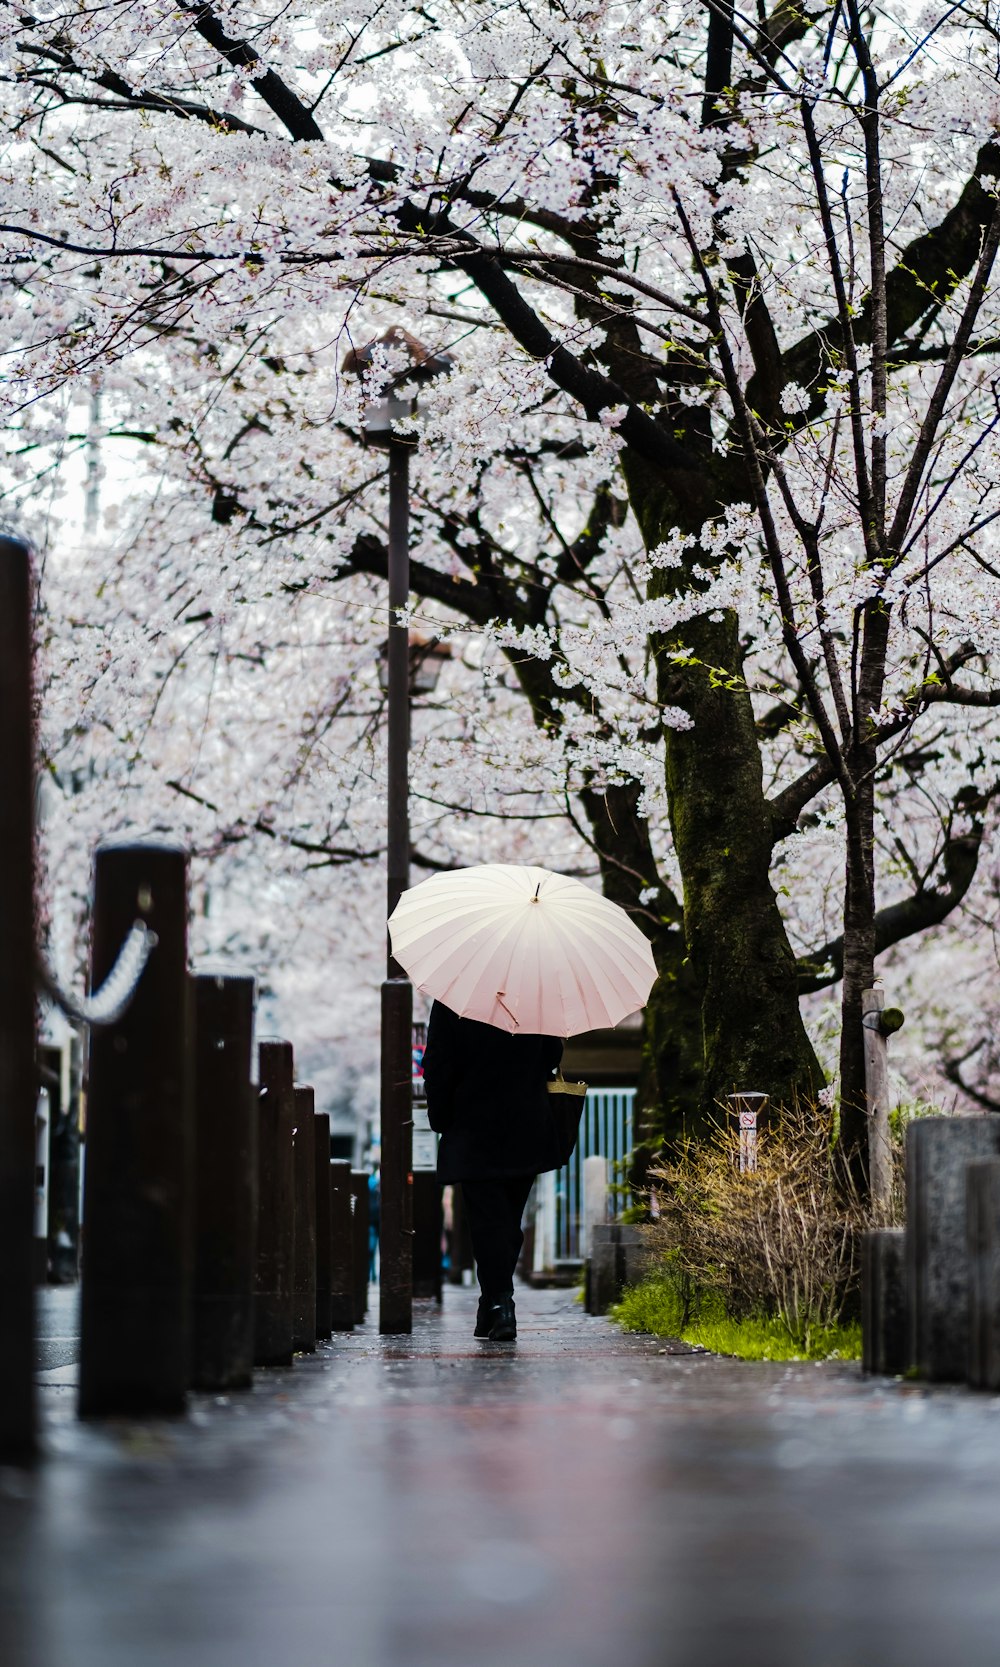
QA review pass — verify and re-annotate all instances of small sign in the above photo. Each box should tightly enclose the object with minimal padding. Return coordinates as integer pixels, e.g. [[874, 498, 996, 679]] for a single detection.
[[412, 1129, 438, 1171]]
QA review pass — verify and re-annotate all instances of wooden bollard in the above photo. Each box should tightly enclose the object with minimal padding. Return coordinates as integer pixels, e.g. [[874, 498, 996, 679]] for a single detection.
[[192, 974, 257, 1391], [861, 1228, 908, 1376], [908, 1116, 1000, 1380], [330, 1161, 355, 1332], [314, 1113, 332, 1340], [254, 1041, 295, 1366], [379, 977, 413, 1334], [0, 537, 37, 1459], [80, 842, 193, 1417], [351, 1170, 369, 1323], [293, 1086, 317, 1354]]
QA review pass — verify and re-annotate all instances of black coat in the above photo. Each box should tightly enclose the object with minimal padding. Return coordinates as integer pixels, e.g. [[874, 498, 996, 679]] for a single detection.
[[422, 1001, 564, 1183]]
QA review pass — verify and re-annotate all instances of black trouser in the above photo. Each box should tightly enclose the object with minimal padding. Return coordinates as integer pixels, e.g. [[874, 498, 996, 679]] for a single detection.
[[461, 1174, 535, 1301]]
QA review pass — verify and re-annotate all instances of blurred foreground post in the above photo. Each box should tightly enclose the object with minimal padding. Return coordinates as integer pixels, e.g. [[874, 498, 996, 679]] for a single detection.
[[255, 1041, 295, 1366], [80, 842, 192, 1416], [908, 1116, 1000, 1381], [292, 1085, 317, 1354], [192, 973, 257, 1391], [966, 1158, 1000, 1389], [0, 536, 37, 1459], [330, 1161, 355, 1331], [314, 1113, 332, 1340]]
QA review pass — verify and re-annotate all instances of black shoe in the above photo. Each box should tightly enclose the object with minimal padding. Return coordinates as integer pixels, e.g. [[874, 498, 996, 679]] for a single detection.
[[488, 1296, 516, 1342], [474, 1297, 492, 1339]]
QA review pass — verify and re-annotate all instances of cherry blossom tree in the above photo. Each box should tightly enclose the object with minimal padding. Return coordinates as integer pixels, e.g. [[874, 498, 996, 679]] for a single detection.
[[4, 0, 1000, 1190]]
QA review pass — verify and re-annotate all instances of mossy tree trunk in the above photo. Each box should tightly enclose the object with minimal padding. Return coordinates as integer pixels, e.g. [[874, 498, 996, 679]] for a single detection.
[[626, 463, 822, 1122]]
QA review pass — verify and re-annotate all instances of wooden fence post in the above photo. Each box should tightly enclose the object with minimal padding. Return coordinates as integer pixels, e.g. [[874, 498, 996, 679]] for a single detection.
[[292, 1085, 317, 1354], [79, 842, 193, 1416], [0, 536, 37, 1459], [314, 1113, 333, 1340], [192, 973, 257, 1391], [330, 1161, 356, 1332], [254, 1041, 295, 1366], [351, 1171, 369, 1324]]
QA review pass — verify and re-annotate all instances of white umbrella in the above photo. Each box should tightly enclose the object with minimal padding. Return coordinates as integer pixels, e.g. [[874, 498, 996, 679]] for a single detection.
[[387, 863, 657, 1036]]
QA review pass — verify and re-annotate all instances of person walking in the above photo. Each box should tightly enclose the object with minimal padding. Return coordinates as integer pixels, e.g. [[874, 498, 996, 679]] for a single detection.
[[421, 1000, 563, 1342]]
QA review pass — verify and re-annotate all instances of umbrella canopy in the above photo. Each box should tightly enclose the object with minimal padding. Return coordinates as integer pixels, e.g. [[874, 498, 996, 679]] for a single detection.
[[388, 863, 657, 1036]]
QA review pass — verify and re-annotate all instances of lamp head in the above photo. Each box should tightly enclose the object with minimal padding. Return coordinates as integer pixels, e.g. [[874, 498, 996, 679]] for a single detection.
[[342, 327, 454, 448]]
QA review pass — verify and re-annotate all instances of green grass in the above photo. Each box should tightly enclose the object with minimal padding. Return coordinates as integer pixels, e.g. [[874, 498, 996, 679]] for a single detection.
[[611, 1274, 862, 1362]]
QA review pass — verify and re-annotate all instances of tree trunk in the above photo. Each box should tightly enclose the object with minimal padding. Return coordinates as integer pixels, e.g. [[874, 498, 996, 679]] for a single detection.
[[625, 460, 822, 1121], [838, 772, 877, 1194], [661, 610, 821, 1114], [575, 783, 705, 1146], [636, 928, 705, 1146]]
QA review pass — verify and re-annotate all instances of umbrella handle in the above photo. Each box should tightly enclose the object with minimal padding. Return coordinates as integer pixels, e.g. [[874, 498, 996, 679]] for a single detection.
[[496, 992, 519, 1027]]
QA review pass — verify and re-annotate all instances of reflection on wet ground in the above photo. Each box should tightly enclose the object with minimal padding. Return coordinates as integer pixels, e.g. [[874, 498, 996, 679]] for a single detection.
[[7, 1284, 1000, 1666]]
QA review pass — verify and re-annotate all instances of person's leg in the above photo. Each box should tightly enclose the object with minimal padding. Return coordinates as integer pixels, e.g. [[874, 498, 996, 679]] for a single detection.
[[461, 1179, 516, 1303], [502, 1173, 536, 1288]]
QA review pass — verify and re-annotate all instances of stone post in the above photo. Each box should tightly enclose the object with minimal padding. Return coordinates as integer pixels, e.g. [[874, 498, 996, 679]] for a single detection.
[[861, 1228, 908, 1376], [908, 1116, 1000, 1381], [966, 1157, 1000, 1390]]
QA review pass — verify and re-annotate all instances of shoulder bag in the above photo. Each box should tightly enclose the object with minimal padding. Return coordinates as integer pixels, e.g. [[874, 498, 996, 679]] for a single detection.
[[547, 1070, 588, 1164]]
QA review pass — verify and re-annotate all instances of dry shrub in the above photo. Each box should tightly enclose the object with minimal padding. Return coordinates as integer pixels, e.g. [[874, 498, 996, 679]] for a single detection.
[[648, 1100, 867, 1349]]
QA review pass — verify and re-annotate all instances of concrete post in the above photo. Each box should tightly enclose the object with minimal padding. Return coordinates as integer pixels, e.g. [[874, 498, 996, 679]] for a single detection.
[[966, 1158, 1000, 1390], [292, 1086, 317, 1354], [586, 1224, 651, 1314], [586, 1224, 621, 1315], [0, 535, 37, 1459], [80, 842, 193, 1417], [861, 1228, 908, 1376], [582, 1154, 608, 1262], [532, 1170, 557, 1279], [908, 1115, 1000, 1381], [191, 973, 256, 1391], [254, 1040, 295, 1366]]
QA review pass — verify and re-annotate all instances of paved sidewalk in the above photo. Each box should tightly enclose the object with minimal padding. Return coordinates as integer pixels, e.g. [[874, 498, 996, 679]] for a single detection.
[[6, 1284, 1000, 1667]]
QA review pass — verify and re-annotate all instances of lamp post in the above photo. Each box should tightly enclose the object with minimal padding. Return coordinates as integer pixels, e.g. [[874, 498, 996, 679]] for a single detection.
[[344, 328, 453, 1334]]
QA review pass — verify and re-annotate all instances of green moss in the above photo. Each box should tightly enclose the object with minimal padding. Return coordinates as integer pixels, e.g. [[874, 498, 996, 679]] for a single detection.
[[682, 1314, 862, 1362], [611, 1274, 862, 1362]]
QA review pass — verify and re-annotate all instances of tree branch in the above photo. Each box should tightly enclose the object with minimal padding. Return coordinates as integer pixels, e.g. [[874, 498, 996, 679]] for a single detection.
[[797, 823, 985, 991]]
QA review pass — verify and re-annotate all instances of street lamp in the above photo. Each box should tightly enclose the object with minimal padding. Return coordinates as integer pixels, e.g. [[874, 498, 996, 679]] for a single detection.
[[343, 327, 453, 1335], [376, 634, 451, 698]]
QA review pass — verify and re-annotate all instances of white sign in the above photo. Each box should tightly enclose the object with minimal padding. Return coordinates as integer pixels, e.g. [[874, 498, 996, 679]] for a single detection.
[[412, 1129, 438, 1171]]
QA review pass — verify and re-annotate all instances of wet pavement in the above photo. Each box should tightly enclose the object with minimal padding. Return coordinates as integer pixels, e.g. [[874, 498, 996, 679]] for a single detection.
[[6, 1283, 1000, 1666]]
